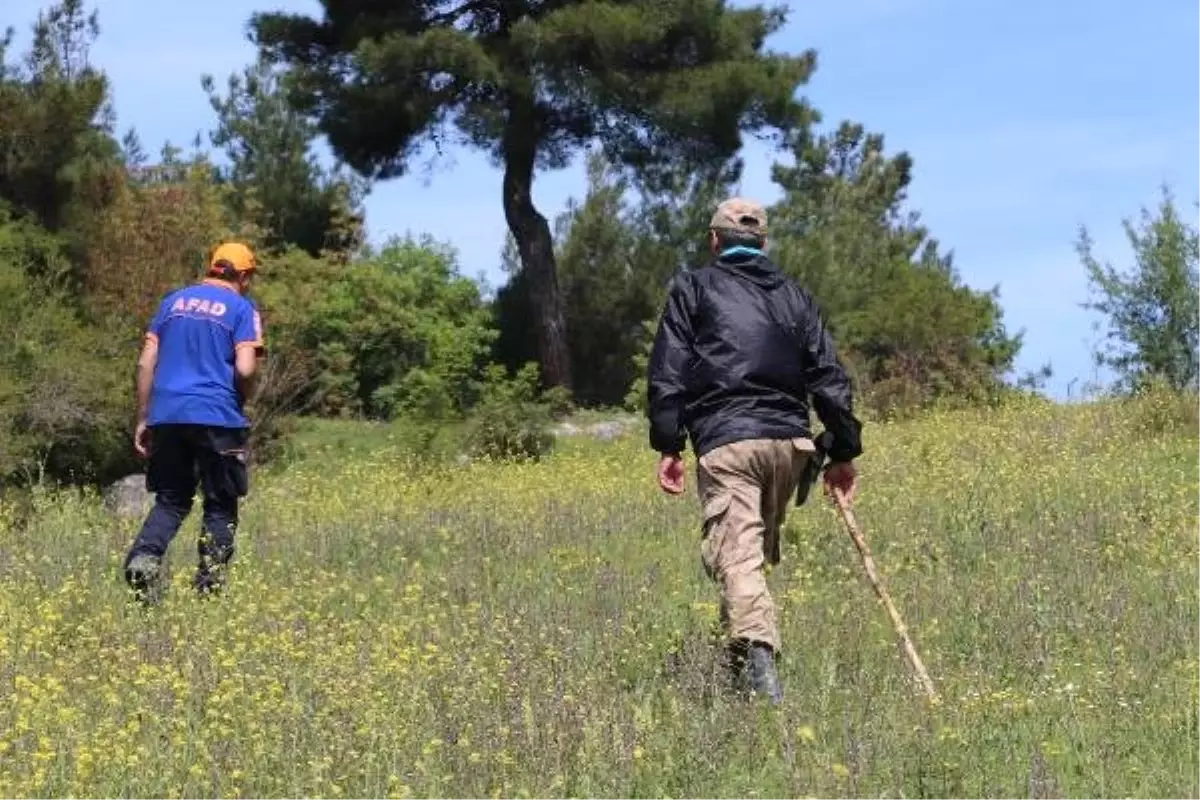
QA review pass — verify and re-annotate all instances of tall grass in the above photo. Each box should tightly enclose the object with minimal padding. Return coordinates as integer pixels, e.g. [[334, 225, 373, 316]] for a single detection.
[[0, 394, 1196, 798]]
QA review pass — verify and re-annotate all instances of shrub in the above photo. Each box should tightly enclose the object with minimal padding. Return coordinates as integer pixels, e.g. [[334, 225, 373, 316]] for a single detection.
[[82, 157, 240, 329], [0, 218, 134, 485], [465, 364, 555, 462], [1128, 378, 1199, 439], [255, 238, 497, 420], [623, 319, 657, 415]]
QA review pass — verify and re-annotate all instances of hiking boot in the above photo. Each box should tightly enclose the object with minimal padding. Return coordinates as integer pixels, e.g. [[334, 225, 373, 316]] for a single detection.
[[193, 560, 228, 597], [125, 553, 164, 605], [723, 639, 783, 703], [723, 638, 748, 696], [746, 642, 783, 705]]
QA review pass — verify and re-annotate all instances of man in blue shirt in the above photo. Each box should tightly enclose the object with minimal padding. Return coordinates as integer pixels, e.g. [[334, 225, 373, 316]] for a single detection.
[[124, 242, 265, 602]]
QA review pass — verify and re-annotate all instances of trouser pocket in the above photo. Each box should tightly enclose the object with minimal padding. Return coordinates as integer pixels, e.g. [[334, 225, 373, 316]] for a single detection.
[[201, 427, 250, 499], [699, 493, 732, 581]]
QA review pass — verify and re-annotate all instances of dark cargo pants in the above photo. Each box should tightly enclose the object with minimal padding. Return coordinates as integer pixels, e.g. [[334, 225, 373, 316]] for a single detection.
[[124, 424, 249, 592]]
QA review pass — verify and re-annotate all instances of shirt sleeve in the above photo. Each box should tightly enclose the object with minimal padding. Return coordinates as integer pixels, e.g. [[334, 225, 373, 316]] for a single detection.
[[646, 273, 696, 455], [795, 288, 863, 463], [145, 296, 170, 343], [234, 301, 265, 353]]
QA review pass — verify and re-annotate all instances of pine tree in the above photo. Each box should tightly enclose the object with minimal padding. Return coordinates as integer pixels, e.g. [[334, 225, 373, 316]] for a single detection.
[[249, 0, 816, 389]]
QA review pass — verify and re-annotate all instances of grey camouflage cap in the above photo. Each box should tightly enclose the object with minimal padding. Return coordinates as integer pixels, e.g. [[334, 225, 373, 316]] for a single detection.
[[710, 197, 767, 237]]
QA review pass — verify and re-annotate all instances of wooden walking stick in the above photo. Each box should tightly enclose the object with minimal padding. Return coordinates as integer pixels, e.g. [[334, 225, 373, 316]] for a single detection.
[[831, 486, 939, 703], [796, 431, 938, 702]]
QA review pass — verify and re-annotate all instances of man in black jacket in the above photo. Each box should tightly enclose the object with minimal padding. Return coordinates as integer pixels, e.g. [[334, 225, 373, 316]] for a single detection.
[[647, 197, 863, 703]]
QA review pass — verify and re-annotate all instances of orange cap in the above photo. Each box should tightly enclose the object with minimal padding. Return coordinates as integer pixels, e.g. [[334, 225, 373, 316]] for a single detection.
[[209, 242, 257, 274]]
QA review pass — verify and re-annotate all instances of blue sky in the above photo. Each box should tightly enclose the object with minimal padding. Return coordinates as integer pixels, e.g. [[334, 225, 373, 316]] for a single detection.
[[6, 0, 1197, 399]]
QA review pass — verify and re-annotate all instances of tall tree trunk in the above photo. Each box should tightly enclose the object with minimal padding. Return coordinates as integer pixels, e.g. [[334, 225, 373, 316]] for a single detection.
[[501, 112, 573, 391]]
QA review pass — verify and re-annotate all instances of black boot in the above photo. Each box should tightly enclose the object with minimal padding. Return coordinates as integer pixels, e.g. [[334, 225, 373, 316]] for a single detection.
[[725, 638, 752, 696], [124, 553, 164, 606], [725, 639, 783, 704], [746, 642, 783, 705], [195, 530, 233, 597], [193, 563, 226, 596]]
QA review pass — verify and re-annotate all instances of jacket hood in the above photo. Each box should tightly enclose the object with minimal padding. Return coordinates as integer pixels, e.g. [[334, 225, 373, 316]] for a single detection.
[[713, 249, 786, 289]]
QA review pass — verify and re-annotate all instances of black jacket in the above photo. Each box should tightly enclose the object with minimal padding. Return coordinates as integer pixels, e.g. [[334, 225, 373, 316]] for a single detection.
[[646, 251, 863, 462]]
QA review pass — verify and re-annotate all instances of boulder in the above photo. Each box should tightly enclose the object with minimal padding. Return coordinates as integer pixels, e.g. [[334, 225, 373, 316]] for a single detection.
[[552, 422, 582, 437], [551, 416, 643, 442], [587, 421, 628, 442], [104, 473, 152, 519]]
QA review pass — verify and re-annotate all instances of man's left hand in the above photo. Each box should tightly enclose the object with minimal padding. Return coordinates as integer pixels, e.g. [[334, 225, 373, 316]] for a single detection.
[[824, 460, 858, 505], [658, 453, 686, 495]]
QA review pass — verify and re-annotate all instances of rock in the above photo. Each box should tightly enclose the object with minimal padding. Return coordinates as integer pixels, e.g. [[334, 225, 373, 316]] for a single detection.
[[551, 416, 642, 442], [104, 473, 152, 519], [587, 421, 628, 442]]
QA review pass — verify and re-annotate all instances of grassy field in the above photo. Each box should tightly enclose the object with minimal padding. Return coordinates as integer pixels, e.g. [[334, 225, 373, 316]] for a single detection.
[[0, 394, 1196, 798]]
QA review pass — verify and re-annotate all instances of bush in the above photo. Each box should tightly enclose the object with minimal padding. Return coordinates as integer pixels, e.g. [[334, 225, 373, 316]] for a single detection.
[[82, 157, 240, 328], [1128, 378, 1199, 439], [465, 364, 555, 462], [0, 218, 134, 485], [623, 319, 657, 415], [256, 238, 497, 420], [542, 385, 576, 420]]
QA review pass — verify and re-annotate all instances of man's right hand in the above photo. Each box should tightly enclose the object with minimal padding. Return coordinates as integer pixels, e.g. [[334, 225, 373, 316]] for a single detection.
[[657, 453, 686, 495], [824, 460, 858, 505], [134, 421, 151, 459]]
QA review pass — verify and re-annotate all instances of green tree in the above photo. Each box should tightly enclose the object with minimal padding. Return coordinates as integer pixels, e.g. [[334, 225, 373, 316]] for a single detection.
[[1077, 185, 1200, 393], [627, 155, 742, 290], [0, 210, 131, 485], [768, 122, 922, 314], [489, 234, 538, 381], [81, 148, 255, 332], [494, 150, 737, 406], [201, 56, 368, 258], [249, 0, 817, 391], [256, 238, 498, 420], [552, 155, 645, 405], [769, 121, 1021, 411], [0, 0, 122, 274]]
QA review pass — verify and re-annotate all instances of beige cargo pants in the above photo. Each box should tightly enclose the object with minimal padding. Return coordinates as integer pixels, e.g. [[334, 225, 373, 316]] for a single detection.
[[696, 436, 816, 653]]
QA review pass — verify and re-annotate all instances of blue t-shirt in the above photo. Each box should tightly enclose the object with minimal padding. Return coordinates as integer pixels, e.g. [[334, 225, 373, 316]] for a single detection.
[[145, 280, 264, 429]]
